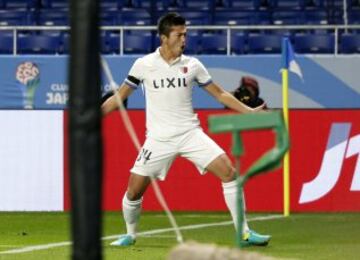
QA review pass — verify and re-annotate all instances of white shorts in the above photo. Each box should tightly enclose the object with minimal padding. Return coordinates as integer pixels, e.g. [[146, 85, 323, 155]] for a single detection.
[[130, 128, 225, 180]]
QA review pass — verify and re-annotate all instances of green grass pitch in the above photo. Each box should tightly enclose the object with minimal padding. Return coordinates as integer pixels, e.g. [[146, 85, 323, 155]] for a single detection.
[[0, 212, 359, 259]]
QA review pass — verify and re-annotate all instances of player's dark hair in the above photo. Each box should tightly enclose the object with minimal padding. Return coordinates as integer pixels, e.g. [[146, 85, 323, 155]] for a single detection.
[[158, 12, 186, 37]]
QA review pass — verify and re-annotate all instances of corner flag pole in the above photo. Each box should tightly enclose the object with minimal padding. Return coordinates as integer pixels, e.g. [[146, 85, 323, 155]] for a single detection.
[[281, 37, 303, 217], [282, 72, 290, 217], [281, 38, 291, 217]]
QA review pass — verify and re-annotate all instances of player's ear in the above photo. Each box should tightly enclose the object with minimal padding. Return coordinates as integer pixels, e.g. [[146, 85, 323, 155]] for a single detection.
[[160, 34, 166, 43]]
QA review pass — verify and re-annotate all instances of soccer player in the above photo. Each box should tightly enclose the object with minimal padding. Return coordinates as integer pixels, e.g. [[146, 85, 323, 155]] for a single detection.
[[102, 12, 270, 246]]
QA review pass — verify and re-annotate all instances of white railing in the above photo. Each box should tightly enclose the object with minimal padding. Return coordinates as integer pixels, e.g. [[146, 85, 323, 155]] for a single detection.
[[0, 24, 360, 55]]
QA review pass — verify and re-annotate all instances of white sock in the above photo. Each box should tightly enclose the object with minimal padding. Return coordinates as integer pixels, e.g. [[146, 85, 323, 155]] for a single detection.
[[222, 180, 250, 234], [122, 193, 142, 239]]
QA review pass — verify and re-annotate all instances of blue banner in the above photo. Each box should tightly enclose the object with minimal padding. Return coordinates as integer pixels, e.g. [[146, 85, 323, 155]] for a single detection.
[[0, 55, 359, 109]]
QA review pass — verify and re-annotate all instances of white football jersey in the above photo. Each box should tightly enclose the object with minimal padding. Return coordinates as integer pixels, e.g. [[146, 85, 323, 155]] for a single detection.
[[124, 48, 212, 141]]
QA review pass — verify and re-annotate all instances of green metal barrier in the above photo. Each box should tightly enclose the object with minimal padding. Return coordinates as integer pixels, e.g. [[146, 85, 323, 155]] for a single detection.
[[208, 111, 289, 247]]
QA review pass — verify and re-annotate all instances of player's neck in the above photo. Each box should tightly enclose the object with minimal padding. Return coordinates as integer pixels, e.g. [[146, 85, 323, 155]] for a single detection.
[[159, 46, 179, 64]]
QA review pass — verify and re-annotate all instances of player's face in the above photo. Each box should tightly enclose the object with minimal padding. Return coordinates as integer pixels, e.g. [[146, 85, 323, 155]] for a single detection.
[[164, 25, 187, 56]]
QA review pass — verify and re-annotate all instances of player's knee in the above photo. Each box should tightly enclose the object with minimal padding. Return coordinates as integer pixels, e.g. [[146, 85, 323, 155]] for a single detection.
[[221, 166, 236, 183], [126, 173, 150, 201], [126, 189, 142, 201]]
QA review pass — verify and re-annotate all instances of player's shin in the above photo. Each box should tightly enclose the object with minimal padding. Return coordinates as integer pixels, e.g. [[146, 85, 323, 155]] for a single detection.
[[122, 193, 143, 238], [222, 180, 249, 234]]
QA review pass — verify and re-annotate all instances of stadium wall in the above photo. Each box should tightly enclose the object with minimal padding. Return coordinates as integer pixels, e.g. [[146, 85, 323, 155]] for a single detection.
[[0, 56, 359, 212]]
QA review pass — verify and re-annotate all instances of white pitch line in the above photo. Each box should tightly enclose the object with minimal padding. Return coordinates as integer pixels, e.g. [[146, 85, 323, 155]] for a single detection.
[[0, 214, 283, 255], [0, 241, 72, 255]]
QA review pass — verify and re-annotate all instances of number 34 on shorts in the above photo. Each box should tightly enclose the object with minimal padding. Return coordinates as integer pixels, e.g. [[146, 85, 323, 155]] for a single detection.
[[136, 148, 152, 164]]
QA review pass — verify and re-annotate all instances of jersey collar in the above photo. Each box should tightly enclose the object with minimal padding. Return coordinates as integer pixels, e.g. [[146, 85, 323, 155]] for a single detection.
[[156, 47, 183, 66]]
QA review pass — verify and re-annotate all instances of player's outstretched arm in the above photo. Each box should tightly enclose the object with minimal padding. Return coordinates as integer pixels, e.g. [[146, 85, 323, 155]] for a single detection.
[[203, 83, 264, 113], [101, 84, 134, 116]]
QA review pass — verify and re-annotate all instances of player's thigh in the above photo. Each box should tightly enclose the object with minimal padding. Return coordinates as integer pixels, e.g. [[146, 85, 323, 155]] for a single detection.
[[131, 137, 177, 181], [179, 128, 228, 176]]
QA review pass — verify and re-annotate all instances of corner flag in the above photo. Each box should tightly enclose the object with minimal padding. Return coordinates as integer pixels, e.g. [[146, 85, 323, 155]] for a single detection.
[[282, 38, 303, 79], [281, 37, 303, 217]]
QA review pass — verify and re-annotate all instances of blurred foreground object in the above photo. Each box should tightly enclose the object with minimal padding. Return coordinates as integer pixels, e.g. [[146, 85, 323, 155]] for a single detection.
[[167, 241, 274, 260]]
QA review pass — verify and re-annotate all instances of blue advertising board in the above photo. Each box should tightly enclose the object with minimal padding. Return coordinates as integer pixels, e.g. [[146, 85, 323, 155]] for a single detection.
[[0, 55, 359, 109]]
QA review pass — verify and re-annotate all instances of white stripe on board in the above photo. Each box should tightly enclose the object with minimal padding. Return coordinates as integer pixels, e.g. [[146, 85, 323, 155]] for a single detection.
[[0, 214, 283, 255]]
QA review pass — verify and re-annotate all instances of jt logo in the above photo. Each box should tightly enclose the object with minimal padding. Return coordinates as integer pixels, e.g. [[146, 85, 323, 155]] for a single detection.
[[299, 123, 360, 204]]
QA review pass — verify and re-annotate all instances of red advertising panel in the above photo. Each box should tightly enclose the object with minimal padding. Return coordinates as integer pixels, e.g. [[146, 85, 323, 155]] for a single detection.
[[291, 110, 360, 212], [64, 110, 360, 212]]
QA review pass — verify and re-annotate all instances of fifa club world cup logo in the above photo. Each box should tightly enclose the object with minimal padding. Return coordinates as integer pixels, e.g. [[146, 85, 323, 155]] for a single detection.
[[16, 62, 40, 109]]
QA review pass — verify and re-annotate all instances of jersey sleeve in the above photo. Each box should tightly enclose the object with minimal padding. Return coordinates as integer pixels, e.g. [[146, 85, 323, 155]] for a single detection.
[[124, 58, 144, 89], [194, 58, 212, 87]]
